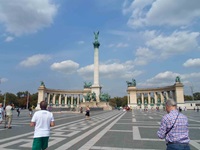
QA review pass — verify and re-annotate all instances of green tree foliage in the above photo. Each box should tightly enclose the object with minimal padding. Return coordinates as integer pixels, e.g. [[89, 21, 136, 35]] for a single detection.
[[109, 96, 127, 108], [184, 95, 193, 101], [193, 92, 200, 100], [0, 91, 38, 108]]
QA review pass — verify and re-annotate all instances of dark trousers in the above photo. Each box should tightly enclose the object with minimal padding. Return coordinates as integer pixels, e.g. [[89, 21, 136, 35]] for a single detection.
[[167, 143, 190, 150]]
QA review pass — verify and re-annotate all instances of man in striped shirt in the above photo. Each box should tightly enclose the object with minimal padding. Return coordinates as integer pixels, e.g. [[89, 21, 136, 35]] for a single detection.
[[157, 98, 190, 150]]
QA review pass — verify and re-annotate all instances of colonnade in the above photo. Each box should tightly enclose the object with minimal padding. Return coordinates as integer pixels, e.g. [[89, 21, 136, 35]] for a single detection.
[[36, 85, 91, 109], [127, 82, 185, 108]]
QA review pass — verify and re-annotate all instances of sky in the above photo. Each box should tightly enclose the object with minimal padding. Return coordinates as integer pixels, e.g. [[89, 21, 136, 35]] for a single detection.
[[0, 0, 200, 97]]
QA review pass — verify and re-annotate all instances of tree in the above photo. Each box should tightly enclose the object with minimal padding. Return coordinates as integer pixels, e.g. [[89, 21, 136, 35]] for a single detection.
[[29, 93, 38, 107], [184, 95, 193, 101], [193, 92, 200, 100], [4, 93, 18, 106]]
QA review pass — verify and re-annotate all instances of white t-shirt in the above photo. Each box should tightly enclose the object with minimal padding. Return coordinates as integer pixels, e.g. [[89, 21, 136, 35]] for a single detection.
[[31, 110, 54, 138], [5, 105, 13, 116]]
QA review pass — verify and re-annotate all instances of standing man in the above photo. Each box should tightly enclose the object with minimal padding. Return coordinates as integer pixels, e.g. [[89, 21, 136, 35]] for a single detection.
[[0, 103, 4, 124], [157, 99, 190, 150], [30, 101, 55, 150], [4, 102, 14, 129]]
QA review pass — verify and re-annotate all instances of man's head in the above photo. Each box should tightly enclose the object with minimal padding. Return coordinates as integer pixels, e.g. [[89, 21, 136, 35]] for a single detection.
[[40, 101, 48, 110], [0, 103, 2, 107], [165, 98, 177, 113]]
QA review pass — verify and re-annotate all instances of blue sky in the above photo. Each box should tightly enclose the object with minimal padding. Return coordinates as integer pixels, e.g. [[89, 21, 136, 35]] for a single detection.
[[0, 0, 200, 97]]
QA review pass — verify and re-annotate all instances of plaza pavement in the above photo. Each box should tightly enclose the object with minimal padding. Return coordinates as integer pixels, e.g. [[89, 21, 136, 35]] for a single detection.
[[0, 108, 200, 150]]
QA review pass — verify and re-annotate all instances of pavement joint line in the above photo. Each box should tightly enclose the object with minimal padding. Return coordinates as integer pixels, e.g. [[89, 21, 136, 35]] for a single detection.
[[78, 112, 126, 150], [55, 111, 126, 150], [108, 129, 132, 132], [189, 140, 200, 149]]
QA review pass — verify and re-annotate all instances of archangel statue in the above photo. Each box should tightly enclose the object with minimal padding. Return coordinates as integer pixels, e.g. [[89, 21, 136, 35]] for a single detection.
[[94, 31, 99, 42]]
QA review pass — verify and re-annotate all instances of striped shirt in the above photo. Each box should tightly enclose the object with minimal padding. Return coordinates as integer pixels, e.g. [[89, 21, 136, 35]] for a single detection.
[[157, 109, 190, 143]]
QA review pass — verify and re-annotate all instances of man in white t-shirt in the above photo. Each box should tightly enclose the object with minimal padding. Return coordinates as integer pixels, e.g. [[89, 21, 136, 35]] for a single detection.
[[30, 101, 55, 150], [4, 103, 14, 129]]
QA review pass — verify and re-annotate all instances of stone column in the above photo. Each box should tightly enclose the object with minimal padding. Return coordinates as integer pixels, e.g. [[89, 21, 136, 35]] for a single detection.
[[127, 86, 137, 108], [91, 33, 101, 102], [141, 93, 144, 106], [65, 95, 67, 106], [77, 95, 80, 106], [53, 94, 56, 105], [36, 85, 46, 110], [174, 82, 184, 106], [59, 94, 62, 107], [160, 92, 164, 104], [71, 95, 73, 108], [154, 92, 158, 104], [47, 93, 50, 104], [148, 92, 151, 104]]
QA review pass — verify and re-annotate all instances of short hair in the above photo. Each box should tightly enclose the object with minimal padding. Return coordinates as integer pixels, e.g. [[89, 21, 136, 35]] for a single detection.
[[165, 98, 177, 107], [40, 101, 48, 110], [0, 103, 2, 106]]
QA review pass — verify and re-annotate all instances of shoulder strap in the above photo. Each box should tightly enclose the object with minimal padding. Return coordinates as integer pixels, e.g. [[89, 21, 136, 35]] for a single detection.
[[165, 112, 179, 136]]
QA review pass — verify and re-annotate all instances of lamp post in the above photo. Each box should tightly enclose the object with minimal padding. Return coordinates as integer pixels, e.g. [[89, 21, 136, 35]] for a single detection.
[[190, 86, 194, 101], [3, 93, 6, 107], [26, 92, 29, 109]]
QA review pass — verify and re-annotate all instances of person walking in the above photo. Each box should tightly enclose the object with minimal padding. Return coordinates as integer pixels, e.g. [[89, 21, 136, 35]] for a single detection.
[[157, 98, 190, 150], [17, 107, 20, 117], [29, 107, 33, 117], [85, 105, 90, 120], [30, 101, 55, 150], [0, 103, 4, 124], [4, 103, 14, 129]]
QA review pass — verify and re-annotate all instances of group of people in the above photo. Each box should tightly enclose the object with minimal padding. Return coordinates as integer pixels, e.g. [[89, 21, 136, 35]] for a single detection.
[[1, 98, 191, 150]]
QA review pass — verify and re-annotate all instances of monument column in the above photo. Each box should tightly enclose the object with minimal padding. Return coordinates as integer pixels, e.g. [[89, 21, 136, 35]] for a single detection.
[[91, 31, 101, 102], [36, 82, 46, 110]]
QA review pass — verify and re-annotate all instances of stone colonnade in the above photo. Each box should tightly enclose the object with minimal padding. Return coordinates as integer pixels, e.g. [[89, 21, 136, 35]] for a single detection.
[[127, 82, 184, 109], [36, 85, 92, 109]]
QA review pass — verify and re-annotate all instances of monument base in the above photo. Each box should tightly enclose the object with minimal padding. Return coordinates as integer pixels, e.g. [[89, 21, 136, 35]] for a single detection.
[[79, 101, 112, 110]]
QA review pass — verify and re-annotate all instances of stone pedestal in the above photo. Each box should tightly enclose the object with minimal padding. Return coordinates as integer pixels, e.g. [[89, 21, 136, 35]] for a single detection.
[[36, 85, 46, 110]]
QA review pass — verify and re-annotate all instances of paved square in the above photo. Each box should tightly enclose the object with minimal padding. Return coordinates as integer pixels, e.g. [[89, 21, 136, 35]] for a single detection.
[[0, 109, 199, 150]]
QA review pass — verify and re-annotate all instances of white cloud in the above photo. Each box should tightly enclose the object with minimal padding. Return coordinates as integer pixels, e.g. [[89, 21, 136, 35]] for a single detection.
[[116, 43, 129, 48], [0, 0, 58, 36], [182, 72, 200, 79], [145, 31, 200, 58], [78, 41, 85, 44], [134, 47, 155, 65], [4, 36, 14, 42], [78, 60, 143, 80], [108, 42, 129, 48], [183, 58, 200, 67], [139, 71, 200, 89], [0, 77, 8, 83], [51, 60, 79, 74], [125, 0, 200, 28], [20, 54, 51, 67], [142, 71, 180, 87]]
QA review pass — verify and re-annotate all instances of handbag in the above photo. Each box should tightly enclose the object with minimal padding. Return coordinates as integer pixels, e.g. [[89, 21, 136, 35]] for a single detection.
[[165, 112, 179, 135]]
